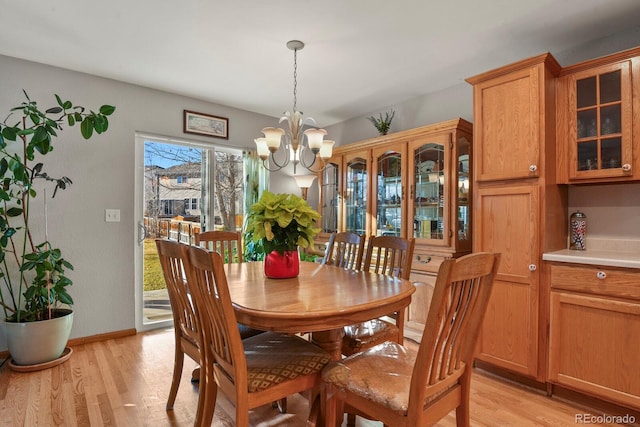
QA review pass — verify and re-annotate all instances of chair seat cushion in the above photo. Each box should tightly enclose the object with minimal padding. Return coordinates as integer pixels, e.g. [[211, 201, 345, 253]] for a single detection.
[[243, 332, 331, 393], [323, 341, 466, 414], [342, 318, 399, 355], [238, 323, 265, 340]]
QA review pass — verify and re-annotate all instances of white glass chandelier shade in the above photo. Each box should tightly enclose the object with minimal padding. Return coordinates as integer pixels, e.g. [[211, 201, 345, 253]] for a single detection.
[[255, 40, 334, 173], [293, 174, 318, 189]]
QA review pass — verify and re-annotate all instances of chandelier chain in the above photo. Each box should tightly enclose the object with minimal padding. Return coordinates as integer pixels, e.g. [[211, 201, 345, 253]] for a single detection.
[[293, 48, 298, 112]]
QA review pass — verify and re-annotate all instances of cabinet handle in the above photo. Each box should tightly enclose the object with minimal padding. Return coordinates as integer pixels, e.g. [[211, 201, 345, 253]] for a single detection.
[[622, 164, 631, 172], [597, 271, 607, 280], [416, 255, 431, 264], [529, 165, 537, 172], [528, 264, 537, 271]]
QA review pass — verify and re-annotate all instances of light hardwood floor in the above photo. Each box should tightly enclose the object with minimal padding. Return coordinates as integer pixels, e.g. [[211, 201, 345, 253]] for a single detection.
[[0, 328, 635, 426]]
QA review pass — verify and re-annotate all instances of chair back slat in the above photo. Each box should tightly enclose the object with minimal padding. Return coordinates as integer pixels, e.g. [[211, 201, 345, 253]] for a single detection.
[[322, 232, 365, 270], [182, 244, 247, 389], [409, 252, 500, 419], [196, 230, 243, 263], [155, 239, 200, 345], [363, 235, 415, 280]]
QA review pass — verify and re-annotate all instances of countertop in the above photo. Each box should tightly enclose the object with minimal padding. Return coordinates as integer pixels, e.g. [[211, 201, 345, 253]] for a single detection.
[[543, 238, 640, 269]]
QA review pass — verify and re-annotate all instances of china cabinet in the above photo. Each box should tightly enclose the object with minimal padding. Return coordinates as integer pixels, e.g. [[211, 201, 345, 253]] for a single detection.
[[317, 118, 473, 341], [548, 263, 640, 410], [556, 46, 640, 183], [467, 53, 567, 380]]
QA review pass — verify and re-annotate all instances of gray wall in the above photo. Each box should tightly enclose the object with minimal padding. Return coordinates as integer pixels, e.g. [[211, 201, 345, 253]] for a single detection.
[[1, 25, 639, 351], [0, 54, 286, 350]]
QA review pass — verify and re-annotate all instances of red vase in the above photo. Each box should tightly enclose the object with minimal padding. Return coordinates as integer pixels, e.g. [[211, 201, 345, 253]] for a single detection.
[[264, 250, 300, 279]]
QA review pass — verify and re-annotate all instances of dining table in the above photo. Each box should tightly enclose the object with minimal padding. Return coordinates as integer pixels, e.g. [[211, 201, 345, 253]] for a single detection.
[[224, 260, 416, 361]]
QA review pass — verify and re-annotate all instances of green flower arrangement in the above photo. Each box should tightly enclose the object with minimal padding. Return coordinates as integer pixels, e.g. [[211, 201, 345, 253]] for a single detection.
[[367, 110, 395, 135], [245, 191, 320, 255]]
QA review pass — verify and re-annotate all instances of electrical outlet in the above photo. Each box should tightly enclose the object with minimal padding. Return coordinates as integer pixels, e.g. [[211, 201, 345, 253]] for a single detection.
[[105, 209, 121, 222]]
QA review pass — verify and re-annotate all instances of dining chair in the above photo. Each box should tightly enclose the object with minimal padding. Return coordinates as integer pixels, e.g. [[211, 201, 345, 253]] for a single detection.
[[156, 238, 266, 423], [341, 235, 416, 357], [322, 252, 501, 427], [195, 230, 243, 263], [182, 244, 332, 427], [155, 239, 204, 417], [321, 232, 365, 270]]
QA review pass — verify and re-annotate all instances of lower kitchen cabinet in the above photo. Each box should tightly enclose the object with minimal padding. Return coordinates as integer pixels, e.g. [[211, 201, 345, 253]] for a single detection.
[[548, 263, 640, 410]]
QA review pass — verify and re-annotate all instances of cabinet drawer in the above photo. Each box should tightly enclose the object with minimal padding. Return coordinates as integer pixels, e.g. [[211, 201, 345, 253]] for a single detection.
[[550, 264, 640, 300], [411, 252, 445, 274]]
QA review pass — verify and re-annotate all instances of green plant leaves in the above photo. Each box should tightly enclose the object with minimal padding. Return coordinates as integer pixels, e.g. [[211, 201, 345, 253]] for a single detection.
[[245, 190, 321, 254], [0, 92, 114, 322]]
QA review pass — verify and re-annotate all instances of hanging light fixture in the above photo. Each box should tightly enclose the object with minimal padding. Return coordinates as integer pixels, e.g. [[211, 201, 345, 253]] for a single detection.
[[254, 40, 335, 173]]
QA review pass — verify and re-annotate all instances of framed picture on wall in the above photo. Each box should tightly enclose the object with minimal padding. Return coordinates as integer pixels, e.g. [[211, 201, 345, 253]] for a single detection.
[[183, 110, 229, 139]]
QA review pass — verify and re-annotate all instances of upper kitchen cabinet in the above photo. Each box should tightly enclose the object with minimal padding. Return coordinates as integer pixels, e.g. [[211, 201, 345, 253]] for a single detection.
[[467, 53, 567, 380], [467, 53, 561, 182], [556, 47, 640, 183]]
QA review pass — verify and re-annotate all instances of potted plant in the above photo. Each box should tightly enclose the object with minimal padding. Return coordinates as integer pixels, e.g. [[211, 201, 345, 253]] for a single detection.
[[0, 91, 115, 367], [244, 191, 320, 278], [367, 110, 395, 135]]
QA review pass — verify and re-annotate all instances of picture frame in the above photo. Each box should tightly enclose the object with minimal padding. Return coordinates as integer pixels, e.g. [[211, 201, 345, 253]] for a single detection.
[[183, 110, 229, 139]]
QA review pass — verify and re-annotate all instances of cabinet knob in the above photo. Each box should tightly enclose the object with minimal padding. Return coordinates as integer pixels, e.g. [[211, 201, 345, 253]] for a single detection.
[[622, 164, 632, 172], [528, 264, 537, 271], [597, 271, 607, 280], [416, 255, 431, 264], [529, 165, 538, 172]]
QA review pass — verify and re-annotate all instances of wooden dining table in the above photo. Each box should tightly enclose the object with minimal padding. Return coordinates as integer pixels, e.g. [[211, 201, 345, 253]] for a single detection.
[[224, 260, 416, 361]]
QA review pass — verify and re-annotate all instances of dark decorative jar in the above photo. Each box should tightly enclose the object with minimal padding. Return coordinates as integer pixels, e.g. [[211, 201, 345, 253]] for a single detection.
[[264, 250, 300, 279], [569, 210, 587, 250]]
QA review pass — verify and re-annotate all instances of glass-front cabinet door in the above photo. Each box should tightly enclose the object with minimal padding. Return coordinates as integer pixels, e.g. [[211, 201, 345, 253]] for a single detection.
[[372, 145, 407, 237], [343, 150, 370, 235], [566, 61, 632, 181], [409, 135, 449, 246], [319, 159, 340, 234], [456, 136, 471, 253]]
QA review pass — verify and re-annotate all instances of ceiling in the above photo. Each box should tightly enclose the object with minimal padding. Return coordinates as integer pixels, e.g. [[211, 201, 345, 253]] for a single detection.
[[2, 1, 640, 127]]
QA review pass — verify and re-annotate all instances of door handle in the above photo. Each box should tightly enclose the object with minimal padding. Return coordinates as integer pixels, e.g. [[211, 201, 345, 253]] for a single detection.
[[138, 221, 148, 245]]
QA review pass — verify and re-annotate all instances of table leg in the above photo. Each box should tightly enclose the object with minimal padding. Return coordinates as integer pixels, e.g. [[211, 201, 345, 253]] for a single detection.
[[311, 328, 344, 361]]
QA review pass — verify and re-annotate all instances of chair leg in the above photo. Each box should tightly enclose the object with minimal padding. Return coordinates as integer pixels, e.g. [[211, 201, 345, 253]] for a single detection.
[[455, 369, 473, 427], [166, 349, 185, 410], [346, 413, 356, 426], [322, 384, 343, 427], [191, 366, 200, 382], [198, 363, 217, 427], [272, 398, 287, 413]]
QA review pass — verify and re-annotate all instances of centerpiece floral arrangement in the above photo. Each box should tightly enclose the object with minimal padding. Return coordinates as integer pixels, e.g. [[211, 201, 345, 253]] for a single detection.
[[244, 191, 320, 278]]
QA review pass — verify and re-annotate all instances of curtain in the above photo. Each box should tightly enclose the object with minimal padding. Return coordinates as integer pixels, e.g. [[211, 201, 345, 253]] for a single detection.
[[243, 150, 269, 260]]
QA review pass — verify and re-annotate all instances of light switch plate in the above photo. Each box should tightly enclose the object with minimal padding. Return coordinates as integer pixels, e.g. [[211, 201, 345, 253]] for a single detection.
[[105, 209, 121, 222]]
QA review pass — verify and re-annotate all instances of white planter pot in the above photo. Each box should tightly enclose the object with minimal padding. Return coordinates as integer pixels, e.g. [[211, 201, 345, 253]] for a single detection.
[[3, 309, 73, 366]]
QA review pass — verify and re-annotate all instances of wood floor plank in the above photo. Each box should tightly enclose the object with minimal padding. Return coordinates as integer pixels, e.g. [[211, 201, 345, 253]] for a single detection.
[[0, 328, 637, 426]]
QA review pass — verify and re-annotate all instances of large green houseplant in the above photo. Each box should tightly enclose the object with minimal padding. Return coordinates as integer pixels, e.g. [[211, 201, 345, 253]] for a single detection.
[[244, 191, 320, 278], [0, 91, 115, 365]]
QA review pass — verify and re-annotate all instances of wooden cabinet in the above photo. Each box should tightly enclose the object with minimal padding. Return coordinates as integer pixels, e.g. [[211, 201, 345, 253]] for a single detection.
[[548, 263, 640, 410], [317, 118, 473, 339], [556, 47, 640, 183], [466, 53, 567, 380]]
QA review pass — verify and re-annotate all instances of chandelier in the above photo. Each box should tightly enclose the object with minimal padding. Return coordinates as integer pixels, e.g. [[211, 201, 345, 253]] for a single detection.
[[254, 40, 334, 173]]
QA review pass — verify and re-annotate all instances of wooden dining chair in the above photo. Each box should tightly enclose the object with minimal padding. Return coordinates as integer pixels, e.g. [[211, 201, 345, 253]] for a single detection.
[[182, 244, 332, 427], [155, 239, 204, 417], [341, 235, 416, 357], [321, 231, 365, 270], [322, 252, 501, 427], [195, 230, 243, 263]]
